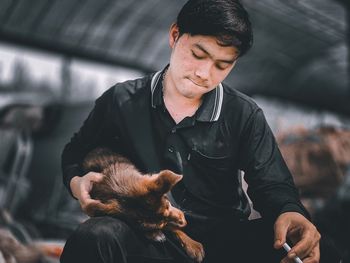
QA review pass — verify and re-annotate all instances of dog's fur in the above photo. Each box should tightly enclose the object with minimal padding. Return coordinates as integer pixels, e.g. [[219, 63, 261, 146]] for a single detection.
[[82, 148, 205, 262]]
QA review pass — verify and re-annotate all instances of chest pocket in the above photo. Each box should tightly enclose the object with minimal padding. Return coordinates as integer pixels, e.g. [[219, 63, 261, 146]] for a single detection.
[[188, 148, 232, 174]]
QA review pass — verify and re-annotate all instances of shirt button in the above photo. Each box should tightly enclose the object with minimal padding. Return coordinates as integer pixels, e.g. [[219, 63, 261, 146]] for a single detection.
[[171, 128, 176, 133], [168, 147, 174, 153]]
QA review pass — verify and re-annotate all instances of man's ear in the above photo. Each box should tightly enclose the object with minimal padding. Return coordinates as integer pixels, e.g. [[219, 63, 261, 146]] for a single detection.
[[169, 23, 180, 48], [148, 170, 183, 195]]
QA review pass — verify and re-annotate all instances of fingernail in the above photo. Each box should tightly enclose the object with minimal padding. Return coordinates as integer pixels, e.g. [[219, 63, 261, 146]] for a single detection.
[[289, 252, 296, 258]]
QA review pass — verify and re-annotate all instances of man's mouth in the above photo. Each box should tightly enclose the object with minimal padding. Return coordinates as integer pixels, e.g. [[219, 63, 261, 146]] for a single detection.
[[188, 78, 207, 88]]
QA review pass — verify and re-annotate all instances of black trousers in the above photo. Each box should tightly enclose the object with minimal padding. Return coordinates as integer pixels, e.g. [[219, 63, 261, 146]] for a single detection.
[[60, 215, 286, 263]]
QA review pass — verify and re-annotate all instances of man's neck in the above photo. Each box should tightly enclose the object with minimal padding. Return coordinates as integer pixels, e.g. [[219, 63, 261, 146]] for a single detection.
[[163, 71, 202, 124]]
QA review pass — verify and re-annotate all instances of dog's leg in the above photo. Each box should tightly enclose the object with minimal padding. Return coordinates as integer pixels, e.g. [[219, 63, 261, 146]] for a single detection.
[[170, 229, 205, 263]]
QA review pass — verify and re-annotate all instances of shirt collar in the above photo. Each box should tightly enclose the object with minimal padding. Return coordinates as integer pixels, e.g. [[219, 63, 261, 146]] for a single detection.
[[151, 68, 166, 109], [150, 66, 224, 122]]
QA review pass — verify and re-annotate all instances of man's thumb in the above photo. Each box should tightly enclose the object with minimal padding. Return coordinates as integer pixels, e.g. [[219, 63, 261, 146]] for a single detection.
[[274, 218, 289, 249]]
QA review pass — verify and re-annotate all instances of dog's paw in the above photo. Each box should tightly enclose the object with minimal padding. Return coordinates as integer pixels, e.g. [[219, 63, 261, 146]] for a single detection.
[[184, 240, 205, 263]]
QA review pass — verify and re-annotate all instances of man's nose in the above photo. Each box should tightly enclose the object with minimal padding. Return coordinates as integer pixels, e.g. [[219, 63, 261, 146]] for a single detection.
[[194, 61, 211, 80]]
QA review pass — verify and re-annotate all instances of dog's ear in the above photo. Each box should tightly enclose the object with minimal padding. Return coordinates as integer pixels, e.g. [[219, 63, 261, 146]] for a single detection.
[[148, 170, 183, 195]]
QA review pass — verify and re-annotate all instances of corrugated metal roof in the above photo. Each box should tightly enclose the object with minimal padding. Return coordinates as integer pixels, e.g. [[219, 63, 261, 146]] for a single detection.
[[0, 0, 348, 113]]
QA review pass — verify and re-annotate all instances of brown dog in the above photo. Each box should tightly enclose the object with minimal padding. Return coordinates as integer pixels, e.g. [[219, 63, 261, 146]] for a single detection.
[[82, 148, 205, 262]]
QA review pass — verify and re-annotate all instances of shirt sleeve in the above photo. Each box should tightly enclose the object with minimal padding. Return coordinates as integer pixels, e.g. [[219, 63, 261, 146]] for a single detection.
[[61, 87, 117, 196], [238, 108, 310, 222]]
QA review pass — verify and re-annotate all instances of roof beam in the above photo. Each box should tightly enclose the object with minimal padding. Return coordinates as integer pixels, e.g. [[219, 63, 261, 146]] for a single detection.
[[0, 31, 152, 74]]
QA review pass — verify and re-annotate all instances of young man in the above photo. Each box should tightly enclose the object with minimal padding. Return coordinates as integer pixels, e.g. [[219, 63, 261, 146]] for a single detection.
[[61, 0, 321, 262]]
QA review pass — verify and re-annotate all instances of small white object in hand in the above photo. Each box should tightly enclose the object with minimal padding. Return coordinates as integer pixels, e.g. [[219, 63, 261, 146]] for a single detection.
[[283, 242, 303, 263]]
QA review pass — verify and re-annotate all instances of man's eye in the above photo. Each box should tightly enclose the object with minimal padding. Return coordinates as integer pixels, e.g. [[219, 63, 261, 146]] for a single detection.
[[192, 51, 204, 59], [215, 64, 227, 70]]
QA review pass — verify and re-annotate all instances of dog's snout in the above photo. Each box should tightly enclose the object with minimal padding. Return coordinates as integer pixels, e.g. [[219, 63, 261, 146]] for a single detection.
[[166, 205, 187, 228], [163, 209, 170, 217], [178, 217, 187, 228]]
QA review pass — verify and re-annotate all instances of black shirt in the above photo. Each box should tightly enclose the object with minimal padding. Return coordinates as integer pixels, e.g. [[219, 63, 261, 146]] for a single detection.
[[61, 67, 308, 223]]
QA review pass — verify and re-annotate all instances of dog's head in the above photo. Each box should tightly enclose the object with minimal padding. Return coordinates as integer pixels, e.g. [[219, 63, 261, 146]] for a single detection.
[[142, 170, 183, 216], [86, 169, 186, 228], [136, 169, 186, 229]]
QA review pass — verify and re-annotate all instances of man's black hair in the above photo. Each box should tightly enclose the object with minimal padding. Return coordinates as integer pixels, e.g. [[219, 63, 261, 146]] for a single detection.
[[176, 0, 253, 57]]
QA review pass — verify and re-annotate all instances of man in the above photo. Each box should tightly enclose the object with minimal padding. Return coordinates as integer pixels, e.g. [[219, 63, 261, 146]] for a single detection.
[[61, 0, 321, 262]]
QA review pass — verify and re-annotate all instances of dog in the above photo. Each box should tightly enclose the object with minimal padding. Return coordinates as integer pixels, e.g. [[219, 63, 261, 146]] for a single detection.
[[82, 148, 205, 262]]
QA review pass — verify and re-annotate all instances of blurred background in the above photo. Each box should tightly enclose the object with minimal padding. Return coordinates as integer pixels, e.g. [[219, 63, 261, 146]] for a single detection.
[[0, 0, 349, 262]]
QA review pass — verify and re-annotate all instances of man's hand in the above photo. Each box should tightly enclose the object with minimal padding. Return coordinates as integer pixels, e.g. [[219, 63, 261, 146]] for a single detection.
[[274, 212, 321, 263], [70, 172, 104, 213]]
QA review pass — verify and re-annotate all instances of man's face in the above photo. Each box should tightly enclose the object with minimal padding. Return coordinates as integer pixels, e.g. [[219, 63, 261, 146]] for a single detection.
[[167, 24, 239, 100]]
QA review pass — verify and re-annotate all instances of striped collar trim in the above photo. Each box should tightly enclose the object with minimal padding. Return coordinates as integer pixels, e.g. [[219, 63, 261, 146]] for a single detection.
[[150, 69, 224, 122], [150, 70, 162, 108], [210, 83, 224, 122], [196, 83, 224, 122]]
